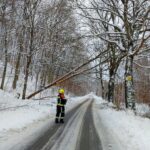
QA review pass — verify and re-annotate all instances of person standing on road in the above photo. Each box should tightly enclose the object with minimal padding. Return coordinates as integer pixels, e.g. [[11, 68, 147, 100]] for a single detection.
[[55, 89, 67, 123]]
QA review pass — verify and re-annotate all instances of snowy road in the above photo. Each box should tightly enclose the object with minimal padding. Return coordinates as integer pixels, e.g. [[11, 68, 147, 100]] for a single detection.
[[1, 95, 150, 150], [25, 99, 102, 150]]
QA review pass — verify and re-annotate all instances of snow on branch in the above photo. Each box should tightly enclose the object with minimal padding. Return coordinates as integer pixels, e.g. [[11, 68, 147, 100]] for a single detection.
[[134, 61, 150, 69]]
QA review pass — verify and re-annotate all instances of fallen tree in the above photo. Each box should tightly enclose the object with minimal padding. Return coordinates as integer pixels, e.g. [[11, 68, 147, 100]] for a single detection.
[[26, 50, 108, 99]]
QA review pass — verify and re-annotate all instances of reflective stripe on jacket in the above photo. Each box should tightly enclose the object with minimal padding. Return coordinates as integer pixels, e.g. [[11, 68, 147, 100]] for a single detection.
[[57, 95, 67, 106]]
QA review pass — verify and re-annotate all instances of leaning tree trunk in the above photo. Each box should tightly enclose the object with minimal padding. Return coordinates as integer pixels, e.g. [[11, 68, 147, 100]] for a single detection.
[[124, 54, 135, 110]]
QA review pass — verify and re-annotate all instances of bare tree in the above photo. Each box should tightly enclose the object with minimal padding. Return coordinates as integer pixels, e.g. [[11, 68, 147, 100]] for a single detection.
[[76, 0, 150, 109], [22, 0, 41, 99]]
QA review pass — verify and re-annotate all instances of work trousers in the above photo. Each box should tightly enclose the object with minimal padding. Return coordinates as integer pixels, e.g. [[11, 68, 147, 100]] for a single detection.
[[56, 105, 65, 121]]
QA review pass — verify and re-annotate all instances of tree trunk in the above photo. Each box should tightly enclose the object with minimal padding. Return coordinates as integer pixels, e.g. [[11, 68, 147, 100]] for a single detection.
[[22, 56, 32, 99], [22, 24, 34, 99], [124, 58, 128, 108], [35, 71, 39, 91], [0, 5, 8, 90], [12, 39, 23, 89], [100, 67, 104, 98], [40, 70, 45, 88], [108, 69, 115, 102], [124, 55, 135, 110], [1, 35, 8, 89]]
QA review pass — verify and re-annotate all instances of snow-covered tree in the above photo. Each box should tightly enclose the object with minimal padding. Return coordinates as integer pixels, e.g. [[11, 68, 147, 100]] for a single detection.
[[76, 0, 150, 109]]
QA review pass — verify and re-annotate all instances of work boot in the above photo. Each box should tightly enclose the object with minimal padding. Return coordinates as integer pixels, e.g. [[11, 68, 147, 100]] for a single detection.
[[55, 118, 59, 123], [60, 119, 64, 123]]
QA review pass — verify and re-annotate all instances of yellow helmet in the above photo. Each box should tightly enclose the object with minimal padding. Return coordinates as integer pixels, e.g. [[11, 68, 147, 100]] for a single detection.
[[59, 89, 65, 94]]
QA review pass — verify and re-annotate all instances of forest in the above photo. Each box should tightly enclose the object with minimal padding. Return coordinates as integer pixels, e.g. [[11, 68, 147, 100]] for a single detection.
[[0, 0, 150, 110]]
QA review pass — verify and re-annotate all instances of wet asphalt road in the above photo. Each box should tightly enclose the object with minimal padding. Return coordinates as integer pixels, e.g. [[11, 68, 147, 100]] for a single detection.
[[77, 102, 102, 150], [25, 100, 102, 150]]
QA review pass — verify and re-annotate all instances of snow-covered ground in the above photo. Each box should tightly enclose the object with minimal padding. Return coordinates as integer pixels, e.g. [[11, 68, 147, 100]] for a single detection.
[[0, 90, 89, 150], [93, 95, 150, 150], [0, 92, 150, 150]]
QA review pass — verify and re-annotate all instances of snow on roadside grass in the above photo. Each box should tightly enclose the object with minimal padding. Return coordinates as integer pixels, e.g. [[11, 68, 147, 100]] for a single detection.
[[136, 103, 150, 117], [0, 90, 90, 150], [0, 90, 55, 133], [1, 91, 150, 150], [0, 90, 89, 134], [93, 97, 150, 150]]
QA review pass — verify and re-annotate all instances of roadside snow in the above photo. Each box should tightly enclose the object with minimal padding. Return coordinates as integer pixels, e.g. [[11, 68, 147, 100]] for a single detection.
[[0, 90, 54, 132], [136, 103, 150, 117], [0, 90, 89, 150], [1, 91, 150, 150], [93, 97, 150, 150], [0, 90, 89, 132]]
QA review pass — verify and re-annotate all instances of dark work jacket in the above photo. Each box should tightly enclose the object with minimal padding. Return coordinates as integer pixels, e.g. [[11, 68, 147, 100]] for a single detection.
[[57, 95, 67, 106]]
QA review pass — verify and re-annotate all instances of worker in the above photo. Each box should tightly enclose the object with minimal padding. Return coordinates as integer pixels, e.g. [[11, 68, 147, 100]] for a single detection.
[[55, 89, 67, 123]]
